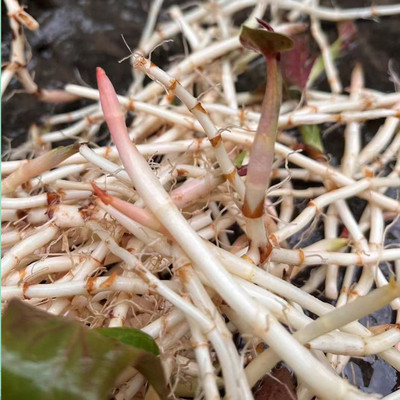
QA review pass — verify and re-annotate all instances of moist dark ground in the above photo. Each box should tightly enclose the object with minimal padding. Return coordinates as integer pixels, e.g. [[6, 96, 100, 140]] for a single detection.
[[2, 0, 400, 396]]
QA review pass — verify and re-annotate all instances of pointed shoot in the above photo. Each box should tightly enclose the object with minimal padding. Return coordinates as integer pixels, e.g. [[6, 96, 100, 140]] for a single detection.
[[91, 182, 165, 233]]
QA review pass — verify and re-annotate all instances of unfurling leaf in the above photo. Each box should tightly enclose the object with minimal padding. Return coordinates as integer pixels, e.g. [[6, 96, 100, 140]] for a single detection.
[[2, 299, 168, 400], [300, 125, 324, 152], [234, 150, 248, 168], [308, 21, 357, 87], [239, 25, 293, 58]]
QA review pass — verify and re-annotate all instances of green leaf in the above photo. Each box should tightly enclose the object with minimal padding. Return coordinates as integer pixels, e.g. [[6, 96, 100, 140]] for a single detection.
[[239, 25, 294, 57], [234, 150, 248, 168], [308, 39, 341, 86], [300, 125, 324, 152], [96, 327, 159, 356], [2, 299, 168, 400]]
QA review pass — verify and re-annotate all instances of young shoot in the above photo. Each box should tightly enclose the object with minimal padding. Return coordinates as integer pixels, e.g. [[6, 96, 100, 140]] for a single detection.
[[239, 19, 293, 263]]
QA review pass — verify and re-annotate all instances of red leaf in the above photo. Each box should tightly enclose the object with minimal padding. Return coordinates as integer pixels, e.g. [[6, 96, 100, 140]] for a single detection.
[[280, 34, 316, 91], [254, 365, 297, 400]]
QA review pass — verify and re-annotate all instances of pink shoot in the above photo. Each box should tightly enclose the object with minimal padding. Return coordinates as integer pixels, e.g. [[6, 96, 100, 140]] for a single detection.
[[239, 21, 293, 261], [91, 182, 165, 233]]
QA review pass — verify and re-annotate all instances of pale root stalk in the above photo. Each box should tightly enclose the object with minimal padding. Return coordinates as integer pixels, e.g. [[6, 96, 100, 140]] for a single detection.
[[130, 0, 164, 94], [1, 224, 59, 277], [91, 173, 224, 234], [29, 164, 88, 187], [336, 199, 375, 301], [367, 207, 399, 307], [109, 237, 145, 328], [96, 66, 256, 318], [277, 181, 294, 229], [2, 227, 35, 248], [174, 251, 252, 400], [79, 144, 131, 184], [342, 63, 363, 177], [366, 132, 400, 177], [46, 237, 121, 314], [267, 0, 400, 20], [396, 261, 400, 323], [208, 202, 230, 247], [186, 319, 220, 400], [2, 190, 92, 209], [358, 113, 400, 165], [197, 216, 236, 241], [382, 390, 400, 400], [274, 142, 400, 212], [87, 220, 253, 397], [216, 7, 238, 109], [3, 119, 399, 175], [96, 67, 372, 399], [87, 222, 216, 328], [244, 281, 400, 387], [70, 232, 122, 281], [310, 11, 342, 93], [301, 266, 327, 293], [18, 203, 106, 229], [204, 92, 400, 123], [95, 201, 171, 257], [214, 243, 400, 371], [1, 273, 156, 300], [337, 200, 396, 306], [233, 273, 400, 370], [270, 179, 371, 243], [45, 104, 99, 126], [324, 204, 340, 299], [2, 0, 36, 94], [2, 144, 78, 194], [271, 168, 322, 182], [132, 18, 297, 103], [306, 93, 400, 112], [5, 253, 103, 285], [169, 5, 202, 50], [130, 56, 246, 200], [170, 174, 224, 209], [309, 328, 400, 356], [141, 308, 185, 339]]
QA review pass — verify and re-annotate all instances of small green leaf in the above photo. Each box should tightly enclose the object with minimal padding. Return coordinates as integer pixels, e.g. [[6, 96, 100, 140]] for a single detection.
[[234, 150, 248, 168], [97, 327, 159, 355], [308, 39, 341, 86], [239, 25, 294, 57], [300, 125, 324, 152], [2, 299, 168, 400]]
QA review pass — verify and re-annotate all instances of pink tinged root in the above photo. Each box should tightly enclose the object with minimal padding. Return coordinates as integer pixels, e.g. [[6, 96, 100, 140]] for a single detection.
[[96, 67, 131, 150], [91, 183, 165, 233]]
